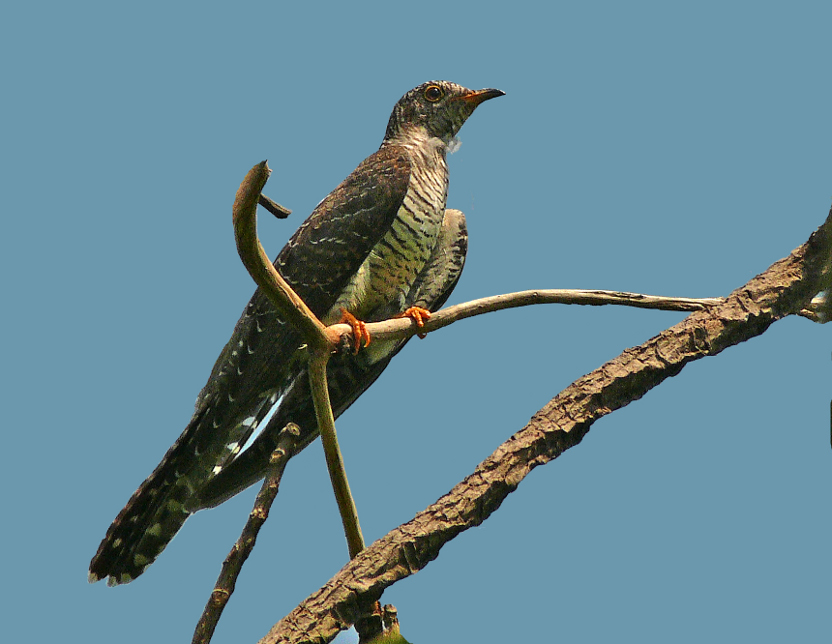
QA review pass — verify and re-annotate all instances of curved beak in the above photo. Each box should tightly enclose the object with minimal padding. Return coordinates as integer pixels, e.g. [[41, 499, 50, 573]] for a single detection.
[[456, 88, 506, 106]]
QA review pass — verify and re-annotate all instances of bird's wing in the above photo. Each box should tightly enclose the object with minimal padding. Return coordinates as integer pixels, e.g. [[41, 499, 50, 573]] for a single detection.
[[89, 146, 413, 585], [276, 145, 415, 314], [197, 144, 415, 414], [194, 209, 468, 509]]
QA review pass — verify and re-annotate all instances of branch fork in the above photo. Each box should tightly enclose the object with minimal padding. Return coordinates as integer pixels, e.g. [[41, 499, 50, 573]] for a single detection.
[[200, 160, 831, 643]]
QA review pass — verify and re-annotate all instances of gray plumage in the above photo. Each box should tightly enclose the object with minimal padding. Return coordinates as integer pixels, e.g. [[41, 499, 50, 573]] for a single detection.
[[89, 81, 503, 585]]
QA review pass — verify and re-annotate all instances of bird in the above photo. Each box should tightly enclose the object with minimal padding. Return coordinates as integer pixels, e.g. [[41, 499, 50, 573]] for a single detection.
[[89, 80, 504, 586]]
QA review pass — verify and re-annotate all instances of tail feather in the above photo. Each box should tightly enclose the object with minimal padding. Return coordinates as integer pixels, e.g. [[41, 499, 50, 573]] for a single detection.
[[89, 391, 277, 585]]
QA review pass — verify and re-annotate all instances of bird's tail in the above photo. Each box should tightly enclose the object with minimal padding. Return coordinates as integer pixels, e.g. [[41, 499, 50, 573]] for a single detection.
[[88, 406, 216, 585], [88, 394, 273, 585]]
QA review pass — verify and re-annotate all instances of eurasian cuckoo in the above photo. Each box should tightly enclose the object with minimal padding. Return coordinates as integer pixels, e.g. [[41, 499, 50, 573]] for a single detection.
[[89, 80, 504, 585]]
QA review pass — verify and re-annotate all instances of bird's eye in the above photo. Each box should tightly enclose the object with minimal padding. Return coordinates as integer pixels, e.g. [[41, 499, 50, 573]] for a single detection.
[[424, 85, 443, 102]]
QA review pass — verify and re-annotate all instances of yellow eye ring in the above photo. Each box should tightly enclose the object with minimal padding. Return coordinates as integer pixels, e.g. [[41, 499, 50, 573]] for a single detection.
[[424, 85, 443, 102]]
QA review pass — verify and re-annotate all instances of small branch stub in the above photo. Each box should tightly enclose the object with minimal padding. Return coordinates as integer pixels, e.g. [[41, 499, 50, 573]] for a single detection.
[[258, 193, 292, 219]]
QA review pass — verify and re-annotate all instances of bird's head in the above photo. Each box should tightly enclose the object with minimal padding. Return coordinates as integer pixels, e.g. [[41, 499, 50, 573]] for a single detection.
[[384, 81, 504, 147]]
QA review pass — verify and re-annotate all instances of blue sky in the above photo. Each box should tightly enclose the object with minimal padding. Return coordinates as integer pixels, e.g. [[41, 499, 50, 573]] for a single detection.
[[3, 2, 830, 642]]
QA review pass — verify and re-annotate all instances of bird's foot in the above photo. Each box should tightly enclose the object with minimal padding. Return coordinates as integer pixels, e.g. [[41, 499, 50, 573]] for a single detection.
[[397, 306, 431, 339], [339, 308, 370, 354]]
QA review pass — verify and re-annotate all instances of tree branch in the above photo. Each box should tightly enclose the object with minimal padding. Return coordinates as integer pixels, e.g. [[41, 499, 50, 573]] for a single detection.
[[308, 349, 366, 559], [232, 161, 366, 559], [326, 289, 725, 346], [258, 193, 292, 219], [193, 424, 301, 644], [232, 161, 329, 352], [258, 206, 832, 644]]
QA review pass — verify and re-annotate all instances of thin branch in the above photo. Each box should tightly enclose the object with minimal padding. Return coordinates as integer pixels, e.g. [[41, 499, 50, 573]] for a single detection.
[[259, 207, 832, 644], [327, 289, 725, 346], [193, 424, 301, 644], [308, 351, 365, 558]]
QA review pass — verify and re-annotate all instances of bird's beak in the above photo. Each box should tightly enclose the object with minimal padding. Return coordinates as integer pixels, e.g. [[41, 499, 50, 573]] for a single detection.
[[455, 88, 506, 106]]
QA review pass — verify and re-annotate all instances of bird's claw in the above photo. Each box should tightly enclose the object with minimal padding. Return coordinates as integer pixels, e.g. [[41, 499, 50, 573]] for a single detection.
[[398, 306, 431, 339], [339, 308, 370, 354]]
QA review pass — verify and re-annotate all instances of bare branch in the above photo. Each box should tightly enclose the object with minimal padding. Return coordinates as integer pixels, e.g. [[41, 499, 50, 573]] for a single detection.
[[308, 350, 365, 559], [327, 289, 726, 346], [258, 193, 292, 219], [259, 207, 832, 644], [193, 424, 300, 644]]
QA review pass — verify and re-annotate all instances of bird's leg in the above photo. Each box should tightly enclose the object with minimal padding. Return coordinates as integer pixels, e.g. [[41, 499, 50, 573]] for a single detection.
[[397, 306, 432, 339], [339, 308, 371, 353]]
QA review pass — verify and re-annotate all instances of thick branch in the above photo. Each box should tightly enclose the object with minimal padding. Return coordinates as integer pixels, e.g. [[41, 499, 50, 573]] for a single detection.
[[260, 207, 832, 644]]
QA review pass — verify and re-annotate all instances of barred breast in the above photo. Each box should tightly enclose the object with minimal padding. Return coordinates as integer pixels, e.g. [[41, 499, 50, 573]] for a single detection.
[[327, 136, 450, 323]]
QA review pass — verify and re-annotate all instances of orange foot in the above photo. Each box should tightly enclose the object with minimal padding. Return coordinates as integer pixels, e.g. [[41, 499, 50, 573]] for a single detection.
[[339, 308, 370, 354], [397, 306, 431, 339]]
